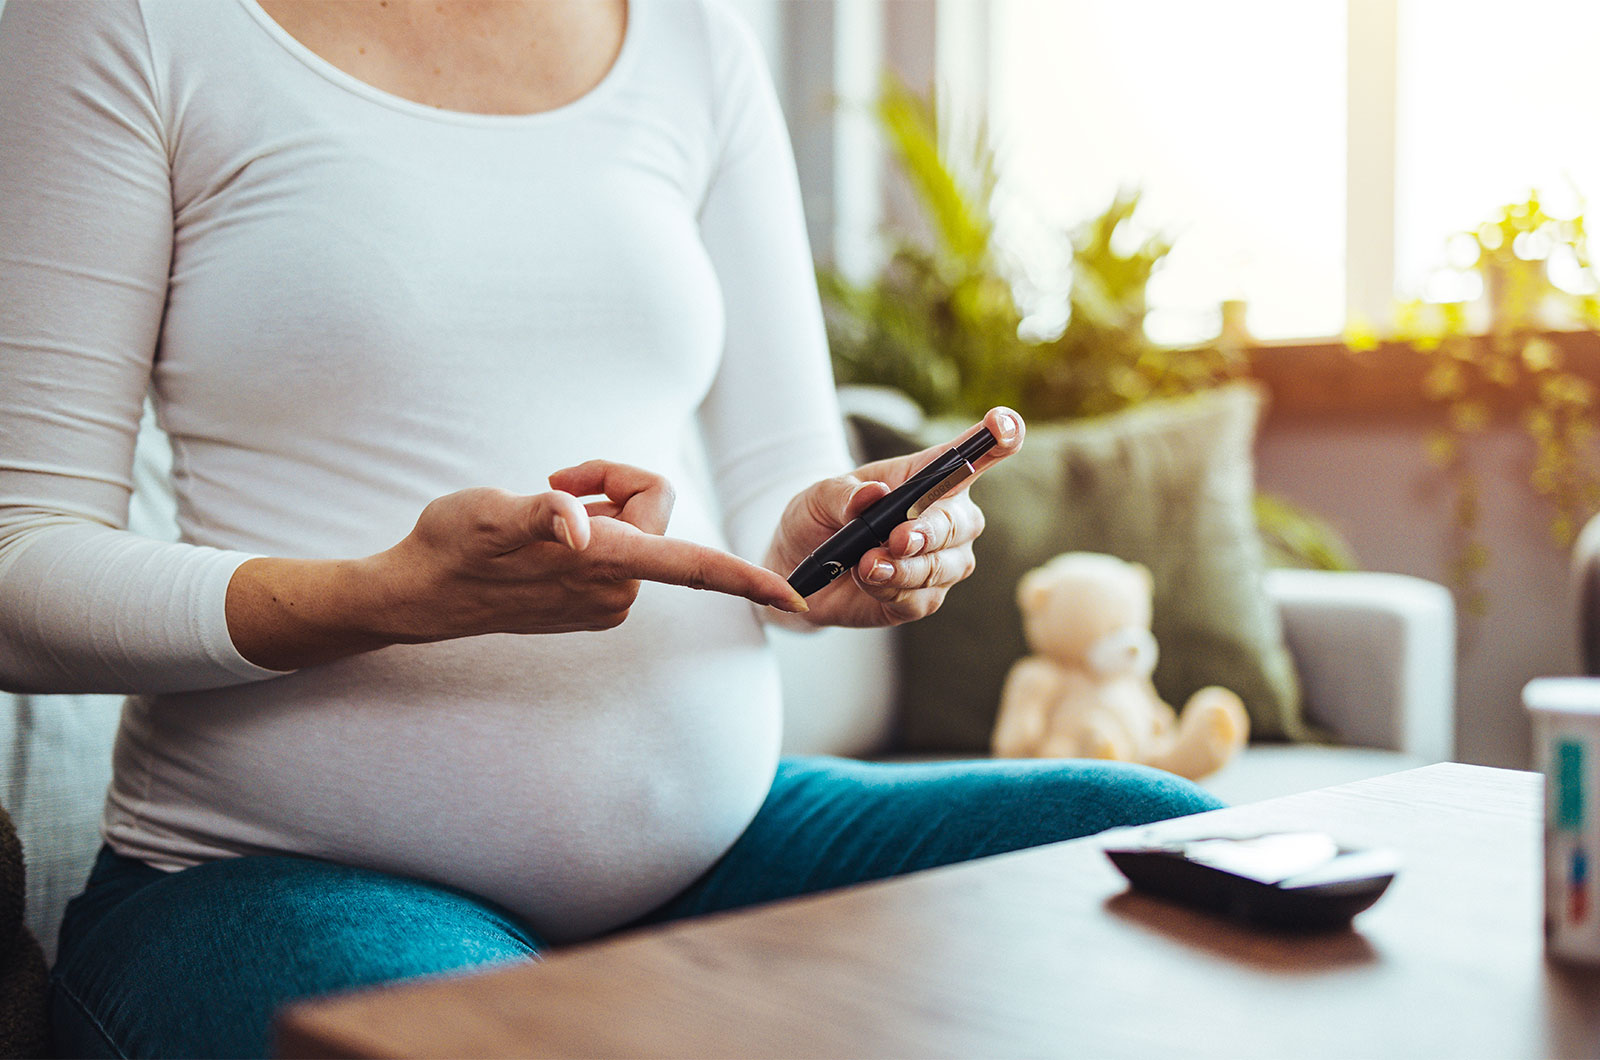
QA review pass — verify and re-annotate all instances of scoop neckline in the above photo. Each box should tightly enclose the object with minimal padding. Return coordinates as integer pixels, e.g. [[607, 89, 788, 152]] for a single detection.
[[233, 0, 642, 128]]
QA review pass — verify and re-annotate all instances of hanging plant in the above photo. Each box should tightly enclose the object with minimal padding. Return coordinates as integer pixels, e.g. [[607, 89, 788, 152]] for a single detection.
[[1356, 192, 1600, 613], [818, 76, 1243, 425]]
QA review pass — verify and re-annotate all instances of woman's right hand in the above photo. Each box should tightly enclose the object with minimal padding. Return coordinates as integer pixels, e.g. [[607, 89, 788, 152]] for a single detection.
[[226, 461, 807, 671]]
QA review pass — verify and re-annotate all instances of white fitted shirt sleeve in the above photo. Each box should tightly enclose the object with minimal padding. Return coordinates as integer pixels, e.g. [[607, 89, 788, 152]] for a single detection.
[[0, 0, 279, 693], [694, 9, 851, 563]]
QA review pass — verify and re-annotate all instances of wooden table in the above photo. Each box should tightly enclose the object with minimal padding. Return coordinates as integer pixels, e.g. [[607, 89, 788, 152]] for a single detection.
[[275, 763, 1600, 1059]]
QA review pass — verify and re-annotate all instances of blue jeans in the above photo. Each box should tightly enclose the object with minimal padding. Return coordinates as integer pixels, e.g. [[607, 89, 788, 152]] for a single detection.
[[49, 756, 1221, 1058]]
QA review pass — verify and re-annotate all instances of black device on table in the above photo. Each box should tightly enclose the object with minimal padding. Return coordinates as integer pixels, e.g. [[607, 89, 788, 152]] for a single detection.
[[1104, 831, 1400, 930]]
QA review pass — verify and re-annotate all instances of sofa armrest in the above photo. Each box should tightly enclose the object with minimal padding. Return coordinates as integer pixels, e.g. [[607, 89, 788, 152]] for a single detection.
[[1266, 568, 1455, 760], [778, 568, 1459, 762], [1, 690, 122, 966]]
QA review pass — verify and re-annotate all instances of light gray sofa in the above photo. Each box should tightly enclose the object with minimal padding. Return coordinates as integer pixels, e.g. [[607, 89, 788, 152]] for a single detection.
[[773, 388, 1458, 806], [6, 406, 1459, 972], [773, 567, 1457, 807]]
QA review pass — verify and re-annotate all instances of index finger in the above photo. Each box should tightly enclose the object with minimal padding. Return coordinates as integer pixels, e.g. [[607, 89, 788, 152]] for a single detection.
[[591, 521, 808, 613]]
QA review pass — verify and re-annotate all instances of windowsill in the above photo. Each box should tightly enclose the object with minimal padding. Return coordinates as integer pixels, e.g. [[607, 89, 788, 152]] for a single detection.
[[1246, 329, 1600, 424]]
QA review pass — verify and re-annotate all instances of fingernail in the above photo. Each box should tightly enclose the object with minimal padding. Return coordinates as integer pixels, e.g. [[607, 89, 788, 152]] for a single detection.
[[904, 531, 926, 557], [997, 413, 1019, 443], [867, 560, 894, 584], [552, 515, 573, 548], [772, 588, 809, 613]]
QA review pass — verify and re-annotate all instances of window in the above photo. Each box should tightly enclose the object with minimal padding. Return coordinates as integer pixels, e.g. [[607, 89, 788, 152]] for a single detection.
[[1396, 0, 1600, 302], [992, 0, 1346, 343], [988, 0, 1600, 343]]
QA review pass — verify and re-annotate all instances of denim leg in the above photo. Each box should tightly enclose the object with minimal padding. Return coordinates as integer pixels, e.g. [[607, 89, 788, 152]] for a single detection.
[[49, 848, 545, 1060], [636, 755, 1224, 926]]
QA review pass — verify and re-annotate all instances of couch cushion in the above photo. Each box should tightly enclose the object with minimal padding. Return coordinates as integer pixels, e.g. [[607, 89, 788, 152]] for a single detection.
[[1198, 745, 1428, 806], [1, 692, 121, 967], [849, 383, 1304, 752]]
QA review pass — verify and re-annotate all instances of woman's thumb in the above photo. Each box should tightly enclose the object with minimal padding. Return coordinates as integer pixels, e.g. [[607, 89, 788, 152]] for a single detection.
[[843, 479, 891, 521], [527, 491, 591, 551]]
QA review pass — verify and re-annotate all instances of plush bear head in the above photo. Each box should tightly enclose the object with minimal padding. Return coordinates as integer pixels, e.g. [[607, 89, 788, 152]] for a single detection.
[[1015, 552, 1158, 680]]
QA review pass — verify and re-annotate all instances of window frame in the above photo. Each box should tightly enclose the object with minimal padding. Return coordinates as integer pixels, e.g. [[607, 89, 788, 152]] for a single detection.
[[773, 0, 1598, 410]]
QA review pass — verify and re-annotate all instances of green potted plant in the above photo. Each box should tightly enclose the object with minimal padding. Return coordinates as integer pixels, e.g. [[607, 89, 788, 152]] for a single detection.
[[819, 77, 1353, 571]]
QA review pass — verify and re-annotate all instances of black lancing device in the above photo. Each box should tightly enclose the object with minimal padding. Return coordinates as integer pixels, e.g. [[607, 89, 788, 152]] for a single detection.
[[787, 428, 999, 597]]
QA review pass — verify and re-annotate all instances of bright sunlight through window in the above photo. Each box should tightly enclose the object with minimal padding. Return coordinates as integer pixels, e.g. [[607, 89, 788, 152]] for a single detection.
[[1397, 0, 1600, 304], [991, 0, 1600, 345]]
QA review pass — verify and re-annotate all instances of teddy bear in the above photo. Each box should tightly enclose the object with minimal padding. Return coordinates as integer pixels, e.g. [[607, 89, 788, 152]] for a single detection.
[[990, 551, 1249, 781]]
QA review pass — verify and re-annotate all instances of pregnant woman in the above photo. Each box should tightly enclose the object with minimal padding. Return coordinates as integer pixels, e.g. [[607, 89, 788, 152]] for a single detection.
[[0, 2, 1221, 1055]]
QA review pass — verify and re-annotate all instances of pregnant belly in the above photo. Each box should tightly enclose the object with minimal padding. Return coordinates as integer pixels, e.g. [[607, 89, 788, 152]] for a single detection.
[[104, 583, 783, 942]]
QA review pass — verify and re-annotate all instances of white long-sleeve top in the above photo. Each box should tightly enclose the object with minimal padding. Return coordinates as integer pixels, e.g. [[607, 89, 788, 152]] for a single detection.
[[0, 0, 851, 941]]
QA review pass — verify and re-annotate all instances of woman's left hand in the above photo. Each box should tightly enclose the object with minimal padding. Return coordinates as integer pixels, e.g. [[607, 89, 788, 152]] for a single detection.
[[765, 407, 1024, 629]]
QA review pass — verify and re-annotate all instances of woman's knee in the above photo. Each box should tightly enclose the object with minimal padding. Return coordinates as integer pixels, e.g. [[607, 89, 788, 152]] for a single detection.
[[1033, 758, 1225, 833], [917, 757, 1222, 848], [763, 755, 1221, 872], [50, 853, 543, 1059], [787, 754, 1222, 847]]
